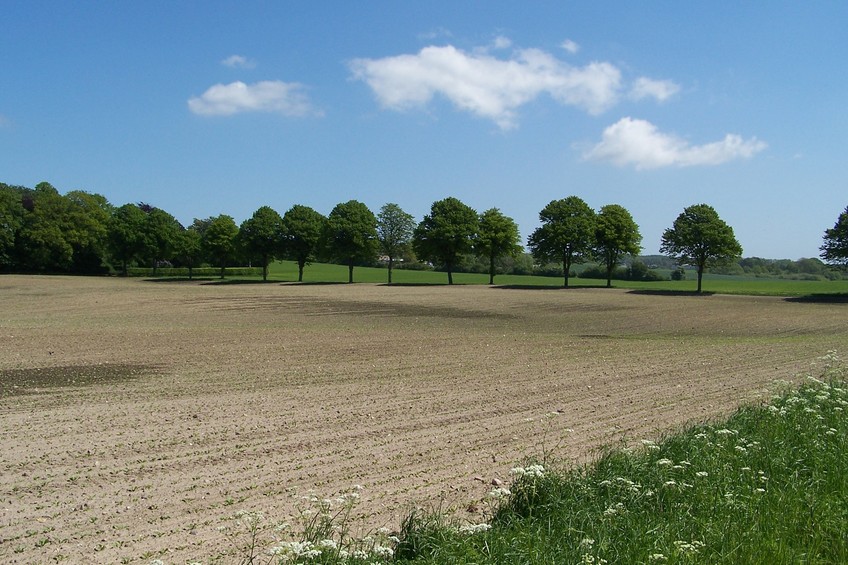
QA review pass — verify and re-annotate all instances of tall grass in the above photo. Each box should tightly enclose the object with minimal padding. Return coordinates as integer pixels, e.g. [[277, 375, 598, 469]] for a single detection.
[[213, 353, 847, 564]]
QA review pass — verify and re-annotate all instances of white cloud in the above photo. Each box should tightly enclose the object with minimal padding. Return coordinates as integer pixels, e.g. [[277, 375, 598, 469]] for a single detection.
[[582, 117, 767, 169], [629, 77, 680, 102], [187, 81, 319, 117], [349, 43, 621, 129], [492, 35, 512, 50], [221, 54, 256, 69], [561, 39, 580, 54]]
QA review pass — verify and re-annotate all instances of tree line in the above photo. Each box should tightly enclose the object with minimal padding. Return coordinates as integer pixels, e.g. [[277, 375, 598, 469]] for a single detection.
[[2, 181, 846, 292]]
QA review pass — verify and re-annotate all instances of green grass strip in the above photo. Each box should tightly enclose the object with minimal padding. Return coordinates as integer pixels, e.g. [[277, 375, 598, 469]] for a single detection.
[[393, 357, 847, 564]]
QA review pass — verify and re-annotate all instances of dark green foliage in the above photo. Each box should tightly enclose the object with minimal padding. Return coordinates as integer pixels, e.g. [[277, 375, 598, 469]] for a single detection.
[[322, 200, 378, 283], [528, 196, 596, 287], [377, 203, 416, 284], [239, 206, 285, 281], [173, 227, 202, 279], [578, 260, 663, 282], [594, 204, 641, 288], [413, 197, 479, 285], [108, 203, 148, 276], [476, 208, 522, 285], [660, 204, 743, 293], [282, 205, 326, 282], [140, 206, 182, 275], [821, 206, 848, 268], [202, 214, 240, 278]]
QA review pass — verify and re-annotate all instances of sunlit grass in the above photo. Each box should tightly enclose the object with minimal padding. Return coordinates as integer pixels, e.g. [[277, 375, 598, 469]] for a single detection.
[[261, 261, 848, 297]]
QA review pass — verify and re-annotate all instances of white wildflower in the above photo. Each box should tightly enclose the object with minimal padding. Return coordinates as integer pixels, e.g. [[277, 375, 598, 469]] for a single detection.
[[458, 523, 492, 535]]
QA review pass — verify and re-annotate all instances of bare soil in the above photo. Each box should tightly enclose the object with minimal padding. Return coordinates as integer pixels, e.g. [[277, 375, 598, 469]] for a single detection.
[[1, 275, 845, 563]]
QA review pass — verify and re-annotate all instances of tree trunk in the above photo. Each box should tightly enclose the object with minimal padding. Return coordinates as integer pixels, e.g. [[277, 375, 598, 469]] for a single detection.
[[262, 262, 268, 281], [348, 261, 354, 284], [220, 264, 225, 279], [388, 257, 393, 284], [188, 265, 193, 280], [489, 253, 495, 285], [447, 266, 454, 285], [697, 265, 704, 293], [562, 252, 570, 288], [297, 259, 305, 282], [606, 264, 613, 288]]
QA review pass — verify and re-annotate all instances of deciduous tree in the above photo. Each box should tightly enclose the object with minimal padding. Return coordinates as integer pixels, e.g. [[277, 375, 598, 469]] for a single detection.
[[140, 206, 182, 275], [323, 200, 378, 283], [476, 208, 521, 285], [202, 214, 240, 278], [594, 204, 642, 288], [282, 205, 326, 282], [173, 226, 202, 279], [239, 206, 285, 281], [820, 206, 848, 268], [660, 204, 742, 293], [0, 184, 27, 270], [108, 203, 148, 276], [413, 197, 478, 285], [377, 203, 416, 284], [528, 196, 596, 287]]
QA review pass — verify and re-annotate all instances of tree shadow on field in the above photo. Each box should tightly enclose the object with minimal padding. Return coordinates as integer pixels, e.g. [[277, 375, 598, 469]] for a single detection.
[[144, 277, 217, 283], [627, 289, 715, 297], [381, 282, 451, 287], [785, 293, 848, 304], [202, 279, 281, 286], [275, 281, 361, 287], [494, 284, 609, 291]]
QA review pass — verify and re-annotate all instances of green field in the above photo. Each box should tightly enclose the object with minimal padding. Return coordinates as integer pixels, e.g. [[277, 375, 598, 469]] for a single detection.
[[259, 261, 848, 297]]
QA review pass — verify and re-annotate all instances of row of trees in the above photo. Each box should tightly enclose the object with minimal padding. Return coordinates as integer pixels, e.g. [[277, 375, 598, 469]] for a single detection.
[[2, 181, 846, 292]]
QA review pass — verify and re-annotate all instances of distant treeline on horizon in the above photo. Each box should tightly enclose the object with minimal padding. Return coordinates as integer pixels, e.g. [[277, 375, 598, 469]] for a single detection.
[[0, 181, 843, 281]]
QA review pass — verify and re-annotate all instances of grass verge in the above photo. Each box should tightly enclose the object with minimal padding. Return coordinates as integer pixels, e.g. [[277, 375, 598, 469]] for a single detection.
[[214, 353, 846, 565]]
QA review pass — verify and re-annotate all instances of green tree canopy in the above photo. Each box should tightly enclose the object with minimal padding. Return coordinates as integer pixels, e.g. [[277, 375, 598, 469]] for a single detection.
[[108, 203, 147, 275], [594, 204, 642, 288], [0, 184, 27, 270], [660, 203, 742, 293], [413, 197, 479, 285], [139, 206, 182, 275], [322, 200, 378, 283], [173, 226, 202, 279], [282, 205, 326, 282], [239, 205, 285, 281], [528, 196, 596, 287], [63, 190, 112, 273], [820, 206, 848, 268], [377, 202, 416, 284], [476, 208, 522, 285], [202, 214, 240, 278]]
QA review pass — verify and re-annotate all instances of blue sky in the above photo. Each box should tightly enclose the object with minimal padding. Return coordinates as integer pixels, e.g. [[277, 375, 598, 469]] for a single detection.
[[2, 1, 846, 259]]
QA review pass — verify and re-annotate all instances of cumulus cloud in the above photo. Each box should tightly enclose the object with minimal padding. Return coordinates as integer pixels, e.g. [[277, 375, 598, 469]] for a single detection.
[[561, 39, 580, 54], [349, 43, 621, 129], [629, 77, 680, 102], [187, 80, 319, 117], [221, 54, 256, 69], [582, 117, 767, 169]]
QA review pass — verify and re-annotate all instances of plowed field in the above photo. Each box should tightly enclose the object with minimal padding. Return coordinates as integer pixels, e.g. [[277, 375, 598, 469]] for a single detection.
[[1, 275, 845, 563]]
